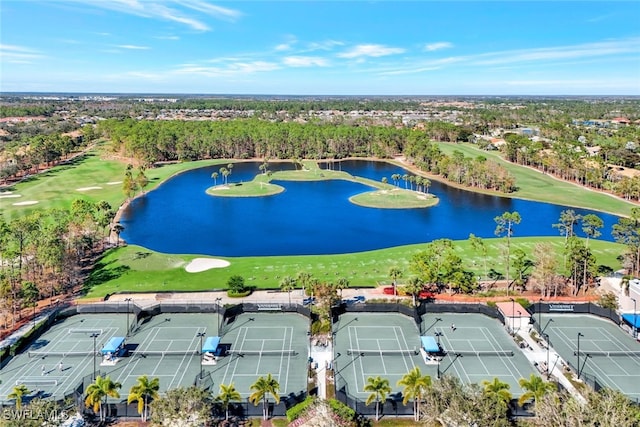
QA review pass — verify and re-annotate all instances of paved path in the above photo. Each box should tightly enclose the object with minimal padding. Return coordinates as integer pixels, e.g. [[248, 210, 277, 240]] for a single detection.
[[514, 327, 586, 403]]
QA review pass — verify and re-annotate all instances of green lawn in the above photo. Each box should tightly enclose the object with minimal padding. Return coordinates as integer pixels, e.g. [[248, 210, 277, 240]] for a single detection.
[[83, 237, 624, 298], [434, 142, 635, 217], [1, 143, 233, 221], [350, 189, 438, 209]]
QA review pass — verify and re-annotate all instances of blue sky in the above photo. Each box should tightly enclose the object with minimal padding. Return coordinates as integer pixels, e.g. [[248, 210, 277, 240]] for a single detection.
[[1, 1, 639, 95]]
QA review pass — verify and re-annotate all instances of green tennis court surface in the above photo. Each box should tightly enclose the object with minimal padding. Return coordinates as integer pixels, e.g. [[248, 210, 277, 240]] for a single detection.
[[542, 314, 640, 401], [0, 314, 127, 403], [212, 312, 308, 397], [423, 313, 536, 395], [333, 313, 428, 398]]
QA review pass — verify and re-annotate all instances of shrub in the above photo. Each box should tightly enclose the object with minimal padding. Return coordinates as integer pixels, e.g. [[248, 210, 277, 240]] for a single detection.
[[227, 275, 246, 293], [327, 398, 356, 421], [286, 396, 315, 422], [226, 290, 251, 298]]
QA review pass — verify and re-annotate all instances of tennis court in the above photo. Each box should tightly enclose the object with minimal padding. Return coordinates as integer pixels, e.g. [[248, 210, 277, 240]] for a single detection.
[[541, 314, 640, 401], [333, 313, 427, 398], [211, 312, 308, 398], [112, 313, 216, 396], [0, 314, 126, 403], [422, 313, 536, 395]]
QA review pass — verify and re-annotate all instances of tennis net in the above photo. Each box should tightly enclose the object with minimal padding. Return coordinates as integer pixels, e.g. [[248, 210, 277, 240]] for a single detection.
[[449, 350, 514, 357], [16, 379, 58, 386], [228, 349, 298, 357], [574, 350, 640, 357], [68, 328, 102, 335], [131, 349, 200, 357], [347, 349, 418, 356], [28, 350, 96, 358]]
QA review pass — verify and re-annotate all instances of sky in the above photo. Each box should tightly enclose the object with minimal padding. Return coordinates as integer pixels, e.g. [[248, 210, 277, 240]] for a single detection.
[[1, 1, 639, 95]]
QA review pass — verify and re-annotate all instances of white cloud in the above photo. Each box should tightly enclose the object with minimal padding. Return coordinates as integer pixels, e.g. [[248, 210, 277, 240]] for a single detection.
[[472, 38, 640, 66], [283, 56, 329, 67], [337, 44, 405, 59], [155, 35, 180, 40], [0, 44, 44, 63], [68, 0, 243, 31], [174, 61, 280, 77], [307, 40, 344, 52], [116, 44, 151, 50], [424, 42, 453, 52], [180, 0, 242, 21], [275, 43, 293, 51]]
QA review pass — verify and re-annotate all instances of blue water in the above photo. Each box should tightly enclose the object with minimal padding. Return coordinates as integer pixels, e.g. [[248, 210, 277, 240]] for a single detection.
[[119, 160, 620, 256]]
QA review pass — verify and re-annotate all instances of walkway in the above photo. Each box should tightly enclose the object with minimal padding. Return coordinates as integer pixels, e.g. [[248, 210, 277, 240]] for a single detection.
[[514, 327, 586, 403]]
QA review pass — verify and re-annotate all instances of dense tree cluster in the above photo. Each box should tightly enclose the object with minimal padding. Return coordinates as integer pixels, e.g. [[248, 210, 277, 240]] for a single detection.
[[0, 200, 115, 327], [97, 118, 516, 193]]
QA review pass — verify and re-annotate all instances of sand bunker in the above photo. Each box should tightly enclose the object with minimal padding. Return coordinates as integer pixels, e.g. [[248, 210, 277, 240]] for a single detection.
[[106, 181, 123, 185], [0, 194, 21, 198], [13, 201, 39, 206], [77, 186, 103, 191], [185, 258, 231, 273]]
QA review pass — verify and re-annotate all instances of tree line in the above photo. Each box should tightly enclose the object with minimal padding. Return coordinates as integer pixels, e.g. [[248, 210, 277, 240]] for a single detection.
[[97, 118, 516, 193]]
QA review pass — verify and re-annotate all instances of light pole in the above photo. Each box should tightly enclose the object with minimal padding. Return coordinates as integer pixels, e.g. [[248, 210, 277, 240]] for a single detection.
[[90, 333, 100, 381], [543, 333, 550, 379], [632, 297, 637, 339], [215, 297, 222, 336], [124, 298, 132, 337], [510, 298, 515, 335], [577, 332, 584, 380], [197, 332, 206, 379], [435, 332, 443, 379], [516, 311, 522, 334], [538, 298, 543, 333]]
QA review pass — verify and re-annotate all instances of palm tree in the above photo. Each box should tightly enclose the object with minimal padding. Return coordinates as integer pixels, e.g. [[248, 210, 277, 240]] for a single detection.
[[112, 223, 124, 247], [249, 374, 280, 420], [85, 375, 121, 422], [211, 171, 219, 186], [127, 375, 160, 422], [482, 377, 512, 405], [402, 174, 409, 189], [297, 272, 313, 296], [8, 384, 29, 410], [279, 276, 296, 306], [405, 276, 424, 306], [389, 267, 403, 296], [216, 383, 241, 421], [336, 277, 350, 298], [397, 367, 431, 422], [518, 374, 556, 407], [219, 167, 229, 185], [423, 177, 431, 194], [364, 376, 391, 421]]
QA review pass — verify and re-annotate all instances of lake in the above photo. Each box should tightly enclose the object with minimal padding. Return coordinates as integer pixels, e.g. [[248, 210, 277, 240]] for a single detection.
[[119, 160, 620, 256]]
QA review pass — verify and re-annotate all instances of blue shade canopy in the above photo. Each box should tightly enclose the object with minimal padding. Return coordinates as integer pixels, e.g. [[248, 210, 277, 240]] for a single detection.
[[202, 336, 220, 353], [622, 313, 640, 328], [421, 336, 439, 353], [101, 337, 125, 355]]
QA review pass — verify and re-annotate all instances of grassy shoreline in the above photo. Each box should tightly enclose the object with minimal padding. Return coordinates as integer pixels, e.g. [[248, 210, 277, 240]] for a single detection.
[[2, 143, 634, 220], [83, 237, 624, 298]]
